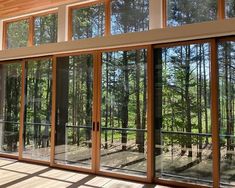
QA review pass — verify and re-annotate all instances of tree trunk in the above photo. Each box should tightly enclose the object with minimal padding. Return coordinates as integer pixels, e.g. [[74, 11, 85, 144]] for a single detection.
[[185, 46, 192, 158], [154, 48, 162, 156], [105, 54, 109, 149], [121, 51, 129, 151], [56, 57, 69, 152], [85, 56, 92, 147], [135, 50, 143, 152]]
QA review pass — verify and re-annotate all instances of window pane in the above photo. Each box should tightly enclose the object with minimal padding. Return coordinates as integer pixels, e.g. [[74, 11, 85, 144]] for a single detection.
[[34, 13, 58, 45], [6, 19, 29, 49], [0, 63, 21, 155], [154, 43, 212, 186], [167, 0, 217, 26], [111, 0, 149, 35], [72, 4, 105, 40], [226, 0, 235, 18], [55, 55, 93, 169], [100, 49, 147, 176], [218, 41, 235, 187], [23, 58, 52, 161]]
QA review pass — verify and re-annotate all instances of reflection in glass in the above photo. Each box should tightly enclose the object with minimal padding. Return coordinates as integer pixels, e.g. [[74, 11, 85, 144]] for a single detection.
[[23, 59, 52, 161], [55, 55, 93, 168], [7, 19, 29, 49], [111, 0, 149, 35], [72, 3, 105, 40], [167, 0, 217, 26], [0, 63, 21, 155], [154, 44, 212, 185], [219, 41, 235, 187], [101, 49, 147, 176], [226, 0, 235, 18], [34, 13, 58, 45]]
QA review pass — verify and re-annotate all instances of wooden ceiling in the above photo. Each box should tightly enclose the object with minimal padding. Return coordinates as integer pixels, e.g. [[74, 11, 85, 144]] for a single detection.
[[0, 0, 86, 19]]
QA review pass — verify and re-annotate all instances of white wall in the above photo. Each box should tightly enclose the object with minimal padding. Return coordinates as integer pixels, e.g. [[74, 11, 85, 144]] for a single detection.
[[1, 2, 235, 61], [0, 20, 3, 51], [58, 5, 68, 42], [1, 18, 235, 61], [149, 0, 163, 29]]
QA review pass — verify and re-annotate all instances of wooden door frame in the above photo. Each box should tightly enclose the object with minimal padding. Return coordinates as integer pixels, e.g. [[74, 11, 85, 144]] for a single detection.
[[153, 39, 219, 188]]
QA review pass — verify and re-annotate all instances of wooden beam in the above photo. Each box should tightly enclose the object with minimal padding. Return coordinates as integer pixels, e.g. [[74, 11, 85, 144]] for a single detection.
[[218, 0, 225, 19], [0, 0, 81, 19], [211, 39, 220, 188]]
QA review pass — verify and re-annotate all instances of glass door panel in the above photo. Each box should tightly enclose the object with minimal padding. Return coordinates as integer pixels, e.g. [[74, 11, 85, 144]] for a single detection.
[[154, 43, 212, 186], [218, 41, 235, 187], [0, 62, 22, 155], [54, 55, 93, 169], [100, 49, 147, 176], [22, 58, 52, 161]]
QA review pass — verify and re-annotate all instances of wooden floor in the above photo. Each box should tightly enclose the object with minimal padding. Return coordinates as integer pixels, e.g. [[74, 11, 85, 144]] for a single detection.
[[0, 157, 172, 188]]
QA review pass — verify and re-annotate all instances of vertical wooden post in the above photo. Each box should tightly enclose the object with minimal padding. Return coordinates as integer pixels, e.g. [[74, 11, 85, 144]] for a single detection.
[[68, 7, 73, 41], [211, 39, 220, 188], [2, 22, 8, 49], [50, 56, 56, 166], [218, 0, 225, 20], [147, 45, 154, 182], [91, 52, 98, 173], [93, 51, 102, 173], [162, 0, 167, 28], [19, 60, 26, 160]]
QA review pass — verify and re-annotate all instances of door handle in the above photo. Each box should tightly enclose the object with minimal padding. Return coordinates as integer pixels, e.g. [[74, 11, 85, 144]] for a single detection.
[[97, 122, 100, 132], [93, 122, 96, 131]]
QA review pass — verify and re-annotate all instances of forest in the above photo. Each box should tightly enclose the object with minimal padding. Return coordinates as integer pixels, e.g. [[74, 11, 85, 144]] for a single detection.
[[1, 0, 235, 186]]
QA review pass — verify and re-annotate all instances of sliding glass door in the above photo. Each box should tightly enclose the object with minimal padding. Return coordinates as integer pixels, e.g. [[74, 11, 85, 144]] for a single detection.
[[218, 40, 235, 187], [99, 49, 148, 176], [154, 42, 213, 186], [52, 49, 148, 177], [22, 58, 52, 161], [54, 55, 94, 169], [0, 62, 22, 156]]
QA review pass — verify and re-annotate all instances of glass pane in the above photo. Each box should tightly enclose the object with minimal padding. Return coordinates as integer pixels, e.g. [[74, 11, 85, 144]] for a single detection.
[[55, 55, 93, 169], [34, 13, 58, 45], [6, 19, 29, 49], [100, 49, 147, 176], [72, 4, 105, 40], [226, 0, 235, 18], [23, 59, 52, 161], [167, 0, 217, 26], [0, 63, 21, 155], [154, 43, 212, 186], [111, 0, 149, 35], [218, 41, 235, 187]]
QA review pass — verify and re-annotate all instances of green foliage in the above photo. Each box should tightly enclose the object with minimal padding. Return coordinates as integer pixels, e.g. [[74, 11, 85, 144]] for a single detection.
[[111, 0, 149, 34], [34, 13, 58, 45], [167, 0, 217, 26], [7, 19, 29, 48], [72, 4, 105, 39], [226, 0, 235, 18], [0, 63, 21, 152]]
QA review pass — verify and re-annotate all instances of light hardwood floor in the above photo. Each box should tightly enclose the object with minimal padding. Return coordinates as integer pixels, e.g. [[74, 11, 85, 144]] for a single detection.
[[0, 157, 172, 188]]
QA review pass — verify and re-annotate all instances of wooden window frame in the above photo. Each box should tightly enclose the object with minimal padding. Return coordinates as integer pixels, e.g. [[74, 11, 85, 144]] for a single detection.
[[218, 0, 225, 19], [3, 17, 31, 49], [3, 10, 58, 50], [153, 38, 220, 188], [164, 0, 226, 27], [68, 0, 108, 41], [0, 36, 235, 187]]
